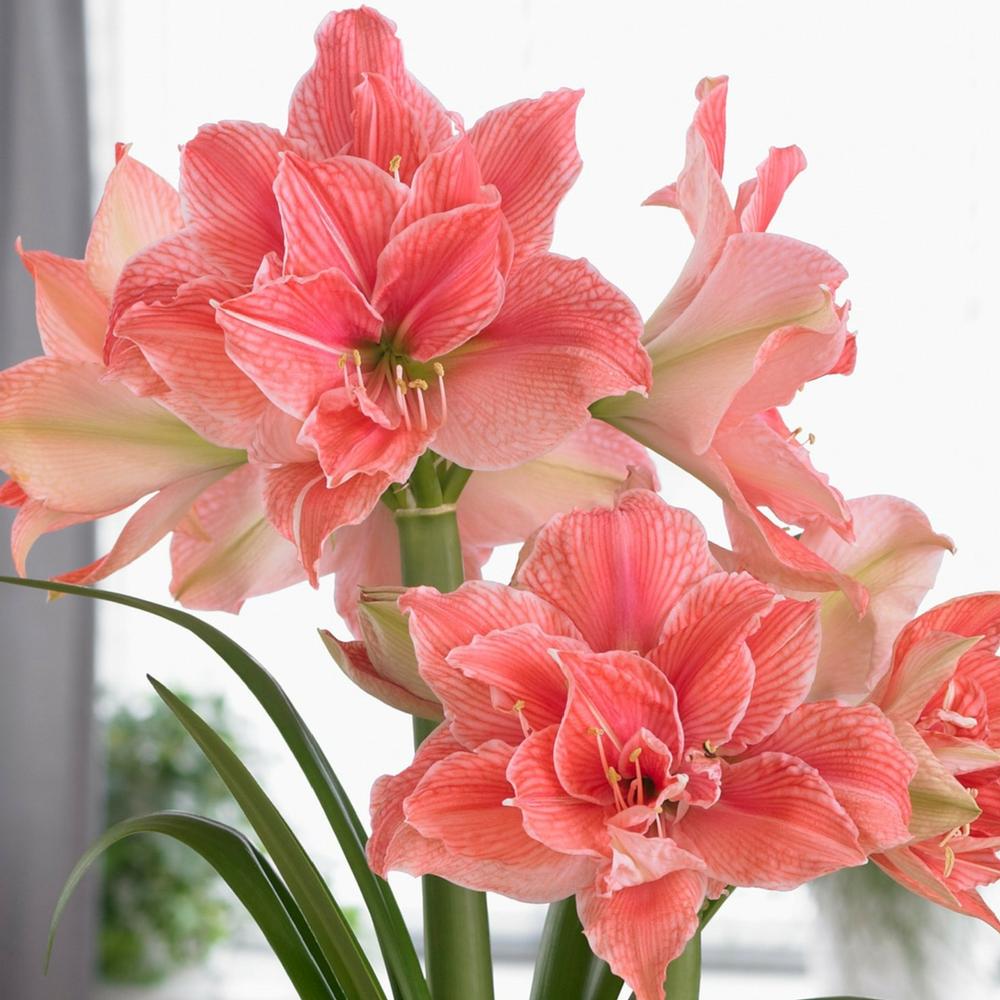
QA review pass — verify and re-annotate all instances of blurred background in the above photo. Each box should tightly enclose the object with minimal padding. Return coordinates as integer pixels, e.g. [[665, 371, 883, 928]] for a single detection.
[[2, 0, 1000, 997]]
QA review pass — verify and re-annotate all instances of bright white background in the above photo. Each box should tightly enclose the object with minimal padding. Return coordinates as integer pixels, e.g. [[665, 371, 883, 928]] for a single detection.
[[83, 1, 1000, 997]]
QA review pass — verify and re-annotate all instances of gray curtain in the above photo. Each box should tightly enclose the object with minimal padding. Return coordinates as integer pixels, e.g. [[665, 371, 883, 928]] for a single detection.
[[0, 2, 98, 999]]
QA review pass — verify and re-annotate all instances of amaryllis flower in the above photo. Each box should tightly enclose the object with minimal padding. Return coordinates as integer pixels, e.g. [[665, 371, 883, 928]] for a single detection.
[[0, 146, 249, 589], [368, 491, 915, 999], [594, 76, 860, 605], [100, 5, 649, 579], [864, 594, 1000, 930]]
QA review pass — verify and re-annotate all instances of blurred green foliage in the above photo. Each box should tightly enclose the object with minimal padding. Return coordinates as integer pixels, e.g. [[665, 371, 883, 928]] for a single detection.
[[99, 693, 245, 983]]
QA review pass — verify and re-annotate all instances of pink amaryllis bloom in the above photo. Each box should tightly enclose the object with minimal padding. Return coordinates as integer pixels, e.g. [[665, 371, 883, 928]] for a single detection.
[[864, 594, 1000, 930], [102, 6, 649, 580], [594, 76, 860, 606], [368, 491, 915, 999], [0, 146, 248, 589]]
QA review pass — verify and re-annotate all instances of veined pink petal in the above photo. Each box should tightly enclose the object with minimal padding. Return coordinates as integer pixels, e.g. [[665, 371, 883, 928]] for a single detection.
[[601, 825, 706, 894], [727, 598, 820, 751], [11, 500, 95, 576], [299, 386, 428, 487], [85, 144, 183, 302], [275, 152, 406, 294], [169, 464, 309, 612], [553, 649, 683, 803], [180, 122, 294, 283], [16, 244, 106, 363], [753, 702, 916, 853], [0, 357, 242, 513], [113, 275, 268, 448], [403, 740, 594, 902], [649, 572, 776, 747], [368, 724, 464, 876], [216, 270, 383, 419], [391, 136, 486, 236], [456, 419, 656, 550], [264, 460, 387, 585], [673, 752, 865, 888], [802, 495, 955, 702], [507, 725, 609, 856], [400, 581, 581, 749], [434, 253, 650, 470], [320, 630, 442, 720], [734, 145, 807, 234], [371, 200, 505, 361], [446, 624, 587, 735], [515, 490, 718, 653], [55, 466, 232, 588], [352, 72, 430, 184], [578, 870, 707, 1000], [287, 7, 451, 160], [467, 88, 583, 260], [892, 593, 1000, 672], [713, 410, 852, 537]]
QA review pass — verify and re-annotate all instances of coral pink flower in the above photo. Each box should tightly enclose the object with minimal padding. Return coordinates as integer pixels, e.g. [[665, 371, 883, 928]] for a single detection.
[[594, 76, 860, 606], [865, 594, 1000, 929], [101, 6, 649, 580], [368, 491, 915, 999]]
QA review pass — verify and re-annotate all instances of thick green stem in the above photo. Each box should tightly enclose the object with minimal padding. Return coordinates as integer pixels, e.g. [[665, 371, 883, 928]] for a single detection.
[[582, 954, 624, 1000], [396, 501, 494, 1000], [530, 897, 593, 1000]]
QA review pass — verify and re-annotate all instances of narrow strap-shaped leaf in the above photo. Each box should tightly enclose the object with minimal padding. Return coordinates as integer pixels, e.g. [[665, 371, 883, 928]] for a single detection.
[[47, 811, 340, 999], [530, 897, 593, 1000], [149, 676, 385, 1000], [0, 576, 426, 1000]]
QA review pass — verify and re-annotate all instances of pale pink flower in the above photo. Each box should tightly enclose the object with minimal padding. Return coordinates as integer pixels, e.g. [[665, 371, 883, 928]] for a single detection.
[[368, 491, 915, 999], [595, 76, 860, 605]]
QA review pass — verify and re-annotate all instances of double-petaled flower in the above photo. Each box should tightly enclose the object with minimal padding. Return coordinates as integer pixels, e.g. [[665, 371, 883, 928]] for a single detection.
[[595, 76, 860, 608], [368, 491, 916, 999]]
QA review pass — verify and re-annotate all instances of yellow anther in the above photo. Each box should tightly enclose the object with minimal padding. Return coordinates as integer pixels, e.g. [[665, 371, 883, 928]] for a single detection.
[[806, 432, 816, 445], [943, 845, 956, 879], [388, 154, 402, 177], [628, 747, 643, 763], [607, 767, 622, 784], [338, 354, 347, 368], [512, 699, 526, 713], [352, 348, 362, 366], [703, 740, 718, 757], [787, 426, 803, 441], [408, 378, 429, 391], [433, 362, 445, 377], [587, 726, 605, 737]]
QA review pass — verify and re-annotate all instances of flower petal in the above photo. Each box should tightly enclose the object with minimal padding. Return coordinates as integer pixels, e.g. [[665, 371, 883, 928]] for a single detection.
[[673, 752, 865, 888], [727, 598, 820, 751], [578, 871, 706, 1000], [753, 702, 916, 853], [85, 145, 183, 301], [169, 464, 309, 612], [287, 7, 451, 160], [892, 593, 1000, 675], [216, 270, 383, 419], [734, 145, 807, 234], [803, 495, 955, 702], [352, 72, 430, 184], [16, 244, 106, 363], [275, 152, 406, 294], [467, 89, 583, 260], [404, 740, 594, 902], [180, 122, 293, 283], [648, 572, 776, 747], [515, 490, 718, 653], [0, 357, 242, 513], [434, 253, 650, 469], [371, 200, 505, 361]]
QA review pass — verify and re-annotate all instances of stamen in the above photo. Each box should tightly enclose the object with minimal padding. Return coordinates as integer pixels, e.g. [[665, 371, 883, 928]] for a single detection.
[[338, 354, 353, 398], [589, 727, 627, 810], [654, 805, 665, 838], [787, 426, 803, 441], [433, 362, 447, 421], [388, 154, 402, 181], [408, 379, 429, 430], [943, 845, 956, 879], [703, 740, 718, 757], [606, 767, 628, 812], [512, 699, 531, 739], [352, 348, 366, 392], [394, 364, 412, 431], [806, 432, 816, 445], [629, 747, 645, 806]]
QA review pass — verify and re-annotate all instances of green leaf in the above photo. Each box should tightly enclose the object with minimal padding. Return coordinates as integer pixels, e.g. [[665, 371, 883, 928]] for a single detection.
[[530, 898, 593, 1000], [0, 576, 426, 1000], [47, 811, 340, 999], [148, 677, 384, 1000]]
